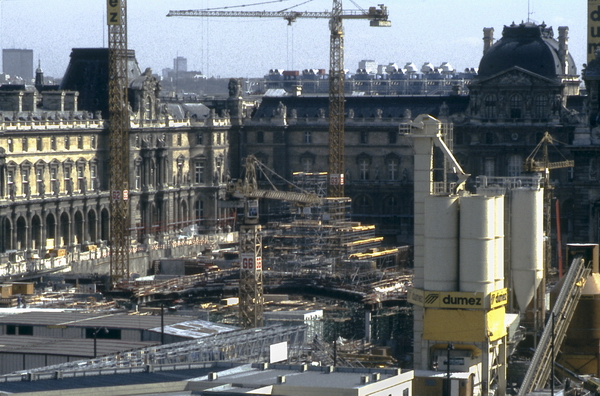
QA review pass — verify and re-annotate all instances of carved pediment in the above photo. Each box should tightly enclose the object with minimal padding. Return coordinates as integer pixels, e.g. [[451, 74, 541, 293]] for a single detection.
[[472, 66, 560, 88], [497, 71, 533, 86]]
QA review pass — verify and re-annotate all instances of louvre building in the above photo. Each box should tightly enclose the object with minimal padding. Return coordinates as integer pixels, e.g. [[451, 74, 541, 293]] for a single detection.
[[0, 48, 233, 276], [1, 21, 600, 277]]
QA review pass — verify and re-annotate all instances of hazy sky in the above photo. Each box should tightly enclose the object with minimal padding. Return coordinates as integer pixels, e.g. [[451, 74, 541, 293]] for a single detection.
[[0, 0, 588, 80]]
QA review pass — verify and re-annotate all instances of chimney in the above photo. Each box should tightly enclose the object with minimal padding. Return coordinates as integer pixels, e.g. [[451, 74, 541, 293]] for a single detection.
[[483, 28, 494, 55], [558, 26, 569, 75]]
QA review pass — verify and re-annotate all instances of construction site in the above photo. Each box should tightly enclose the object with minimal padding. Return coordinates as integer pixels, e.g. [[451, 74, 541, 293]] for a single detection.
[[2, 0, 600, 395]]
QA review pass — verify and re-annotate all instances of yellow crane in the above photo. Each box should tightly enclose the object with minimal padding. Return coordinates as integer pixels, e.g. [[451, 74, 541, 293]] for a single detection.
[[524, 132, 574, 335], [107, 0, 131, 287], [524, 131, 574, 173], [228, 155, 322, 328], [167, 1, 391, 197]]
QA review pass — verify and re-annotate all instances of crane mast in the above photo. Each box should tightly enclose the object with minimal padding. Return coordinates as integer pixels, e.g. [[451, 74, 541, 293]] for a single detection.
[[107, 0, 130, 287], [167, 1, 390, 198], [168, 1, 390, 327], [328, 0, 345, 197]]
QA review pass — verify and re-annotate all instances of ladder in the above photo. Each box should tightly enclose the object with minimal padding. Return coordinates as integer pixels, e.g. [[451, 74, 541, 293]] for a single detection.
[[518, 256, 591, 395]]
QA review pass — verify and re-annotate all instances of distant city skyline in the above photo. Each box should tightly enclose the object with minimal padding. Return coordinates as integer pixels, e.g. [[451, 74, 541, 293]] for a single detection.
[[0, 0, 587, 80]]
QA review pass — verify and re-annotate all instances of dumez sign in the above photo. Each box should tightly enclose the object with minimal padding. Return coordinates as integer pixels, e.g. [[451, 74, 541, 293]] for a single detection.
[[408, 287, 508, 310]]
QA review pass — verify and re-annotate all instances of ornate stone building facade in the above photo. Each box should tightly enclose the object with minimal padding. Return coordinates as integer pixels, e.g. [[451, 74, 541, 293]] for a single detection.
[[238, 21, 588, 251], [0, 49, 233, 275]]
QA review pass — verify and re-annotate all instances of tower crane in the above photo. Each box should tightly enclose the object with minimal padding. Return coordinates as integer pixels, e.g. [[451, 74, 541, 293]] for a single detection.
[[107, 0, 131, 287], [524, 132, 574, 333], [228, 155, 321, 328], [167, 1, 391, 197]]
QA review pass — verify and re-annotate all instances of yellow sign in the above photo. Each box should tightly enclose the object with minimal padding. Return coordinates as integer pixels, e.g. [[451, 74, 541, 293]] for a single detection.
[[408, 287, 508, 310], [422, 306, 506, 342], [489, 288, 508, 309], [486, 306, 507, 342], [107, 0, 121, 26], [423, 309, 486, 342], [409, 288, 484, 309], [589, 0, 600, 63]]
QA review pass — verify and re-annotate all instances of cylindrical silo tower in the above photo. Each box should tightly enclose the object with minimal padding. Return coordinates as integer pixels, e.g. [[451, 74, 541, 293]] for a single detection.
[[424, 195, 459, 291], [459, 194, 496, 294], [494, 195, 505, 290], [510, 187, 544, 312]]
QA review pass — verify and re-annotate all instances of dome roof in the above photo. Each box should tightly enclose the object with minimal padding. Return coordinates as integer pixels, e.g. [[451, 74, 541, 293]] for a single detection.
[[478, 22, 577, 79]]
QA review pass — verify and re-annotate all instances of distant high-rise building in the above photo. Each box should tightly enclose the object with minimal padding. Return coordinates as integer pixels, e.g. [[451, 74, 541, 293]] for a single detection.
[[2, 49, 34, 81], [174, 56, 187, 74]]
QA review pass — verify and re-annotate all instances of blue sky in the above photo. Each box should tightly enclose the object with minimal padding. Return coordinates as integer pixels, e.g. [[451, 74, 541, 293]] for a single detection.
[[0, 0, 587, 79]]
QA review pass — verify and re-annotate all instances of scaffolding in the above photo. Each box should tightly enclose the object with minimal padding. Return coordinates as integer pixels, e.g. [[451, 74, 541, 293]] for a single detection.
[[10, 324, 307, 375]]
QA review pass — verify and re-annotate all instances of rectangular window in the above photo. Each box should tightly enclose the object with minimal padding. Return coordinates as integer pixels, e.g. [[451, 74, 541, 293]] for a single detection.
[[485, 158, 495, 176], [50, 168, 58, 194], [36, 137, 42, 151], [257, 131, 264, 144], [177, 133, 182, 146], [64, 136, 70, 150], [360, 131, 368, 144], [196, 200, 204, 225], [196, 132, 203, 145], [77, 135, 83, 149], [388, 131, 397, 144], [195, 162, 205, 183], [135, 166, 141, 189], [302, 158, 312, 173], [304, 131, 311, 144], [360, 160, 369, 180], [18, 325, 33, 336], [90, 165, 97, 190], [50, 137, 56, 151], [7, 138, 13, 152], [22, 138, 28, 152], [36, 168, 43, 194], [388, 160, 398, 180]]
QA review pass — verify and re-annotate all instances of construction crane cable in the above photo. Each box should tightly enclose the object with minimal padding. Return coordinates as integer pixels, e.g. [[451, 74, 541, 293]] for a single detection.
[[251, 156, 317, 195], [199, 0, 288, 11], [278, 0, 315, 12], [348, 0, 365, 12]]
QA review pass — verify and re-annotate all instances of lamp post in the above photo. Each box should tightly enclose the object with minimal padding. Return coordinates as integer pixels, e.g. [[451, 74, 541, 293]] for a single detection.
[[92, 327, 108, 358], [446, 343, 454, 396]]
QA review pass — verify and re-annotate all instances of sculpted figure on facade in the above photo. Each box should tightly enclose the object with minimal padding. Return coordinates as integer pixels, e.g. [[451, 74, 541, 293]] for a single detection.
[[228, 78, 242, 99]]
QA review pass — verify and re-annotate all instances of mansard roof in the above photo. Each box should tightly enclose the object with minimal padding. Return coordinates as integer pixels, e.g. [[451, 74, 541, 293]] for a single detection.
[[478, 22, 577, 79], [60, 48, 141, 116]]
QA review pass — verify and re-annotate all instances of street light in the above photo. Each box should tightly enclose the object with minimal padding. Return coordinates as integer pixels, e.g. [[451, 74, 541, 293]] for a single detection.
[[446, 343, 454, 396], [92, 327, 108, 358]]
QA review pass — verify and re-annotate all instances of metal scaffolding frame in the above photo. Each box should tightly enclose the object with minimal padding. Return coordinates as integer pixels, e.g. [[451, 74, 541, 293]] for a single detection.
[[10, 325, 307, 375]]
